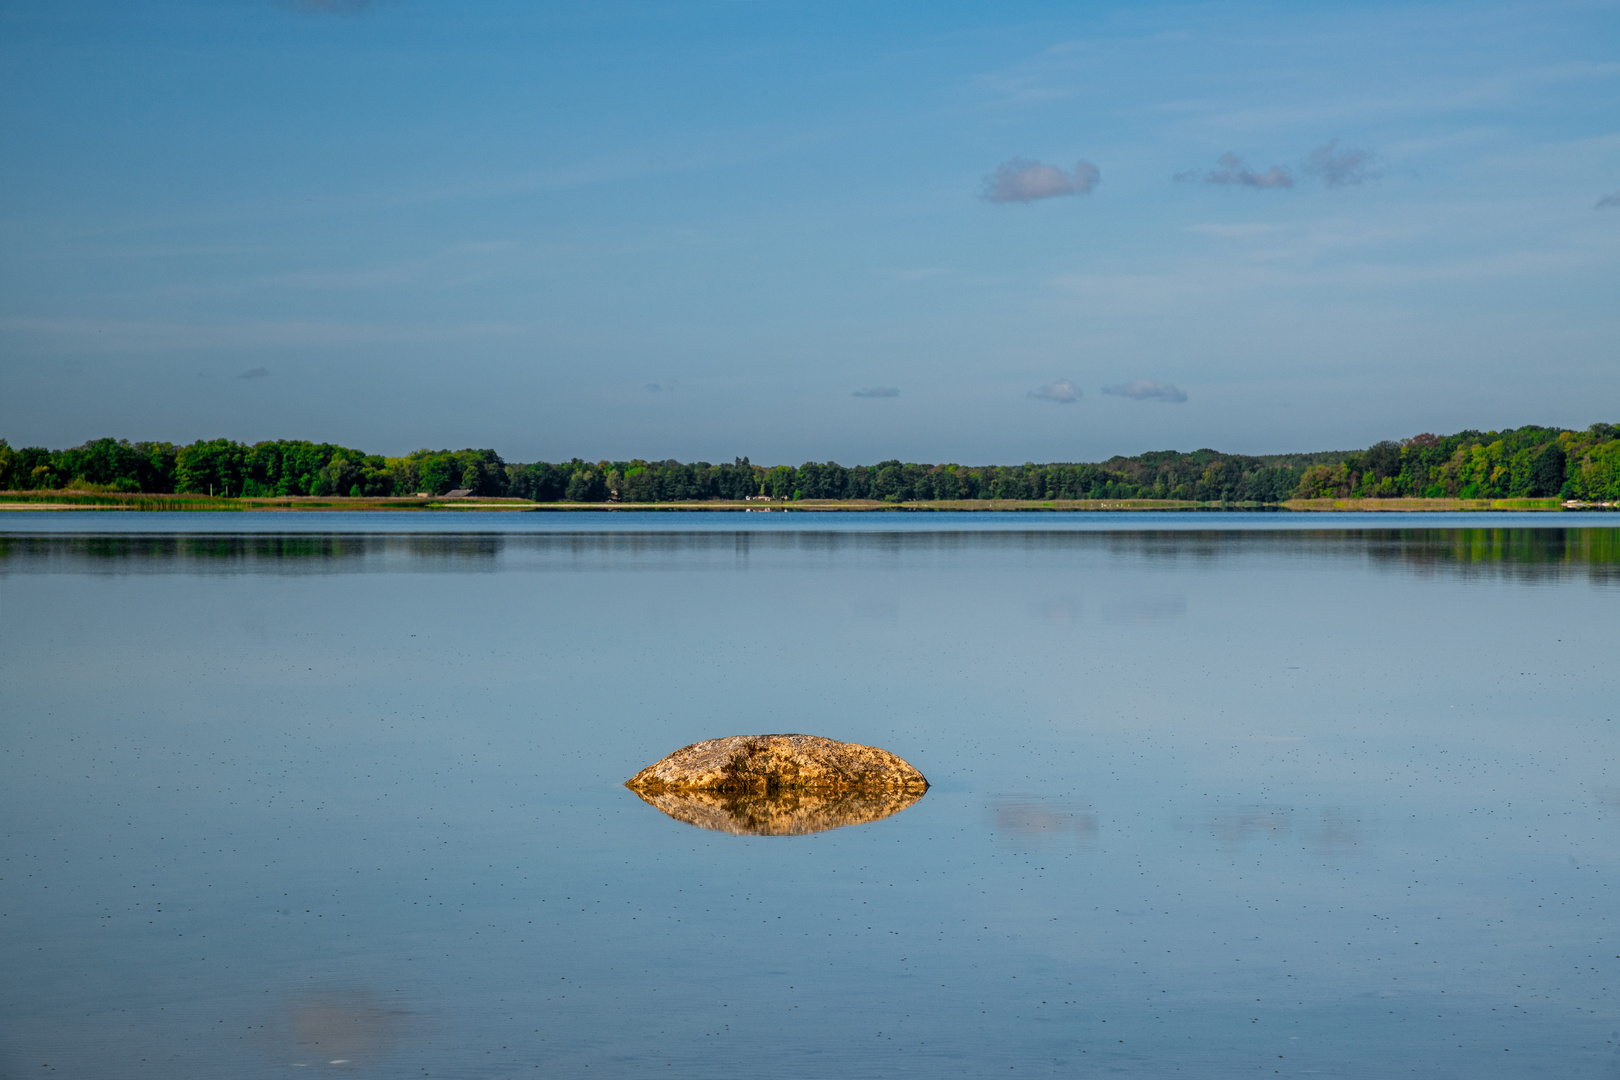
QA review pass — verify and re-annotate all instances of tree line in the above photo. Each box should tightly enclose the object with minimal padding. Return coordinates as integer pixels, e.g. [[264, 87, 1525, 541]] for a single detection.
[[1, 422, 1615, 503], [1289, 425, 1619, 502]]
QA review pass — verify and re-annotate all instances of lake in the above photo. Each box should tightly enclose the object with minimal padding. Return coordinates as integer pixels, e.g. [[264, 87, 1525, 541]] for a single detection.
[[1, 512, 1616, 1078]]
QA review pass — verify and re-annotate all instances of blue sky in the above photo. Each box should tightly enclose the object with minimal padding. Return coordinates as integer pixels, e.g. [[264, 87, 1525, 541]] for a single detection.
[[1, 0, 1616, 463]]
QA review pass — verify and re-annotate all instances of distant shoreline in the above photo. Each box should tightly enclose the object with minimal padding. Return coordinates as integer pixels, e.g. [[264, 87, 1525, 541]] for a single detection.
[[1, 493, 1612, 513]]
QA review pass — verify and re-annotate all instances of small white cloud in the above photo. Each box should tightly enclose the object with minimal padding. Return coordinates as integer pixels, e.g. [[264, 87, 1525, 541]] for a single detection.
[[1028, 380, 1080, 403], [238, 367, 271, 379], [1103, 379, 1187, 403], [852, 387, 900, 398], [1597, 191, 1620, 210], [983, 159, 1100, 203], [1304, 140, 1377, 187], [1189, 152, 1293, 189], [1070, 160, 1100, 193]]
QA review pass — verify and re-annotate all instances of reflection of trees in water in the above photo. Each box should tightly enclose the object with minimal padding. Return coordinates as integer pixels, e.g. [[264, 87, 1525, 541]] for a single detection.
[[0, 534, 500, 573], [1111, 527, 1619, 583], [1, 526, 1614, 581], [987, 797, 1098, 851], [1366, 527, 1620, 583]]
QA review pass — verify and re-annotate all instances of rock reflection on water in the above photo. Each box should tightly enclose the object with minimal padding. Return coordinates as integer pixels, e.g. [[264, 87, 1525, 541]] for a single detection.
[[631, 786, 925, 835], [265, 990, 409, 1069]]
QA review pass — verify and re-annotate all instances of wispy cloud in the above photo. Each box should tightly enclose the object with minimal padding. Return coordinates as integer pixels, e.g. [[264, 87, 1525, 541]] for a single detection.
[[852, 386, 900, 398], [1103, 379, 1187, 403], [972, 72, 1073, 108], [0, 316, 520, 354], [1304, 140, 1377, 187], [283, 0, 372, 13], [237, 367, 271, 379], [1597, 191, 1620, 210], [983, 159, 1100, 203], [1177, 152, 1292, 189], [1187, 222, 1281, 238], [1028, 380, 1080, 403]]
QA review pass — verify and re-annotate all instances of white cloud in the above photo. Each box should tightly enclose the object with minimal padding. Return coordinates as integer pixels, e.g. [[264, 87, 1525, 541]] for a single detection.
[[1028, 380, 1080, 403], [983, 159, 1100, 203], [1103, 379, 1188, 403], [1304, 140, 1378, 187], [1180, 152, 1293, 189]]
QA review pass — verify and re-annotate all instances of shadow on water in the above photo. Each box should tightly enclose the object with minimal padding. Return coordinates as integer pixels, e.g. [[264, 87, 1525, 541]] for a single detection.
[[0, 527, 1615, 582], [629, 786, 926, 836]]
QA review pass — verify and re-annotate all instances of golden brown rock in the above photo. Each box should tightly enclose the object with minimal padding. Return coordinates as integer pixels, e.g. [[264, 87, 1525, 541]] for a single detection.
[[625, 734, 928, 798], [625, 735, 927, 835]]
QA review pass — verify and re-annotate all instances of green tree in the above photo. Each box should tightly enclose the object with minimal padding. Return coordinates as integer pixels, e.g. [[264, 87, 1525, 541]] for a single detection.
[[176, 439, 248, 495], [565, 468, 606, 502], [1527, 444, 1566, 497]]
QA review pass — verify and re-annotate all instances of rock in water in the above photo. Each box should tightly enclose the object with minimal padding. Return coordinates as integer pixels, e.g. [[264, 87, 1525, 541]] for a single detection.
[[626, 734, 928, 796], [625, 734, 928, 835]]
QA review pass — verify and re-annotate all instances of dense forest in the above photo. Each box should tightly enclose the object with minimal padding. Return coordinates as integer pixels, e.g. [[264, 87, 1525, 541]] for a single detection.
[[1, 423, 1616, 503]]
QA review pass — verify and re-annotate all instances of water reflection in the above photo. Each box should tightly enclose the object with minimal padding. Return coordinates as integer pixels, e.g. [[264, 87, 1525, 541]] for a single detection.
[[1190, 805, 1366, 857], [1113, 527, 1620, 583], [1204, 805, 1293, 851], [1363, 527, 1620, 582], [259, 990, 410, 1070], [4, 512, 1614, 1078], [987, 797, 1098, 850], [630, 786, 925, 836], [1, 526, 1614, 582], [0, 533, 499, 573]]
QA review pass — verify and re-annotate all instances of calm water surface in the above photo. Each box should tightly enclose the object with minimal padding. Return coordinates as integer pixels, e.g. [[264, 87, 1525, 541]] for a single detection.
[[1, 515, 1617, 1078]]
